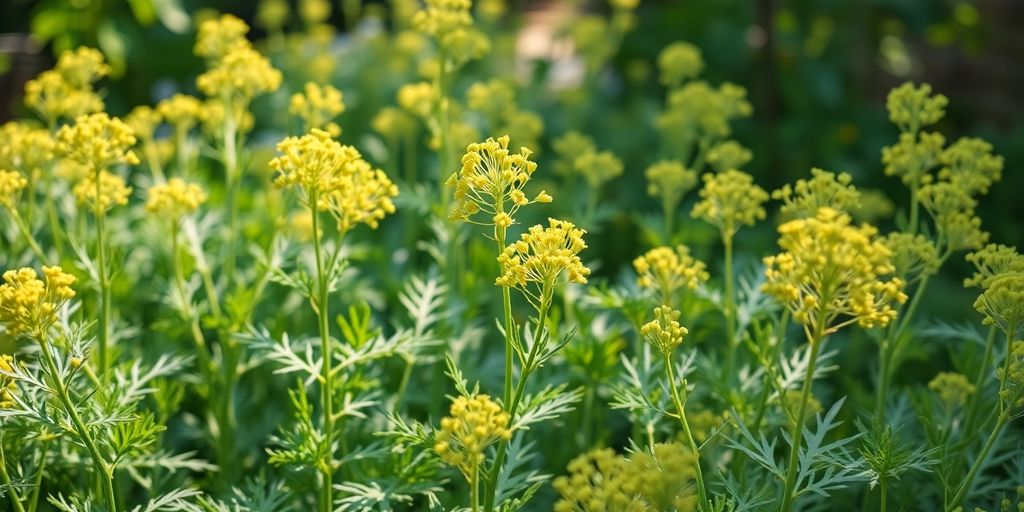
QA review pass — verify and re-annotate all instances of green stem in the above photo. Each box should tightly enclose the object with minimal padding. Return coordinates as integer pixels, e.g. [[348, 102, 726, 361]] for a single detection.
[[662, 196, 676, 244], [222, 116, 240, 287], [27, 436, 50, 512], [880, 476, 887, 512], [37, 332, 118, 512], [876, 274, 931, 426], [495, 222, 513, 407], [43, 173, 65, 258], [9, 208, 48, 263], [0, 431, 29, 512], [723, 233, 737, 378], [171, 225, 213, 389], [311, 192, 335, 512], [945, 411, 1009, 512], [665, 354, 709, 510], [908, 182, 919, 235], [470, 467, 480, 512], [779, 313, 827, 512], [963, 325, 998, 434], [95, 202, 111, 378], [484, 287, 553, 512]]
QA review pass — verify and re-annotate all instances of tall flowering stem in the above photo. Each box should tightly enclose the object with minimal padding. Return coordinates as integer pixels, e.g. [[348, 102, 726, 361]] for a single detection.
[[762, 208, 905, 512], [271, 129, 398, 512]]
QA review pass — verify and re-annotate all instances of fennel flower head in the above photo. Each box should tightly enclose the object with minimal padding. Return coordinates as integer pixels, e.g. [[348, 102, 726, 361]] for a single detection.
[[633, 245, 709, 302], [553, 131, 596, 177], [434, 394, 512, 478], [640, 305, 688, 357], [658, 41, 704, 88], [412, 0, 490, 66], [271, 129, 398, 232], [290, 82, 346, 137], [0, 354, 17, 408], [56, 113, 140, 172], [194, 13, 251, 61], [928, 372, 975, 409], [773, 168, 861, 220], [645, 160, 697, 211], [146, 178, 208, 220], [0, 266, 76, 336], [157, 94, 204, 133], [964, 244, 1024, 289], [706, 140, 753, 173], [657, 81, 751, 143], [195, 15, 281, 111], [998, 340, 1024, 409], [126, 105, 162, 142], [884, 232, 940, 283], [397, 82, 437, 120], [0, 170, 28, 210], [496, 218, 590, 292], [73, 171, 132, 213], [24, 47, 109, 123], [0, 122, 55, 178], [973, 272, 1024, 335], [762, 207, 907, 333], [691, 169, 768, 237], [886, 82, 948, 133], [447, 135, 551, 228], [574, 149, 623, 190]]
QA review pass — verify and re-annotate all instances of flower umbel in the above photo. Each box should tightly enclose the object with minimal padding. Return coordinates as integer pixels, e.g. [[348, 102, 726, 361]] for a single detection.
[[495, 218, 590, 291], [773, 168, 860, 219], [633, 245, 709, 303], [0, 170, 28, 210], [447, 135, 549, 227], [0, 354, 17, 408], [56, 113, 140, 172], [691, 169, 768, 237], [0, 266, 76, 336], [763, 207, 907, 331], [641, 306, 688, 357], [434, 394, 512, 478], [928, 372, 975, 409], [290, 82, 346, 136], [73, 171, 132, 213], [146, 178, 208, 220]]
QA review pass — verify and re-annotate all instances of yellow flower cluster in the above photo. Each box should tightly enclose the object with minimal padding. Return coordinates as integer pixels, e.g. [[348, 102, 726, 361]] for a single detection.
[[884, 232, 940, 282], [937, 137, 1003, 195], [574, 150, 623, 190], [447, 135, 550, 227], [201, 99, 255, 138], [73, 171, 133, 213], [157, 94, 205, 133], [886, 82, 948, 132], [657, 81, 751, 142], [763, 207, 907, 331], [0, 123, 55, 178], [965, 244, 1024, 289], [644, 160, 697, 212], [496, 218, 590, 290], [633, 245, 709, 303], [467, 79, 516, 121], [0, 354, 16, 408], [195, 15, 281, 111], [552, 444, 697, 512], [881, 131, 944, 189], [691, 169, 768, 237], [658, 41, 704, 88], [918, 181, 988, 252], [640, 306, 688, 357], [56, 113, 140, 172], [397, 82, 437, 120], [434, 394, 512, 477], [773, 168, 860, 219], [371, 107, 417, 140], [413, 0, 490, 66], [553, 131, 596, 177], [290, 82, 346, 137], [271, 129, 398, 232], [0, 266, 76, 336], [0, 170, 28, 209], [126, 105, 162, 141], [928, 372, 975, 409], [997, 340, 1024, 409], [706, 140, 752, 173], [973, 272, 1024, 334], [24, 47, 109, 123], [146, 178, 208, 219]]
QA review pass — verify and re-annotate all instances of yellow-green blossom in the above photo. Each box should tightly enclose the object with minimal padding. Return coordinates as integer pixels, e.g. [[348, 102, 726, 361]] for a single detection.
[[641, 305, 688, 357], [881, 131, 944, 189], [997, 340, 1024, 408], [633, 245, 709, 302], [197, 45, 283, 105], [691, 169, 768, 237], [24, 47, 109, 122], [447, 135, 550, 227], [628, 443, 699, 512], [886, 82, 947, 132], [194, 14, 251, 60], [918, 181, 988, 252], [937, 137, 1003, 195], [553, 448, 644, 512], [0, 266, 76, 336], [371, 107, 417, 139], [0, 170, 28, 210], [574, 150, 623, 190], [763, 207, 907, 331], [657, 82, 751, 142], [73, 171, 132, 213], [773, 168, 860, 219], [496, 218, 590, 290], [645, 160, 698, 211], [157, 94, 205, 133], [56, 113, 140, 172], [658, 41, 703, 88], [434, 394, 512, 478], [146, 178, 208, 219], [973, 272, 1024, 333], [0, 354, 17, 408], [412, 0, 490, 65], [884, 232, 940, 282], [553, 131, 596, 177], [965, 244, 1024, 289], [126, 105, 162, 142], [928, 372, 975, 409], [706, 140, 752, 172], [0, 123, 55, 178], [290, 82, 346, 136], [397, 82, 436, 119]]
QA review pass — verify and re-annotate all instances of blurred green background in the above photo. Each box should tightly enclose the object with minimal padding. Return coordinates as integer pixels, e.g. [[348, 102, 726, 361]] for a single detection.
[[1, 0, 1021, 311]]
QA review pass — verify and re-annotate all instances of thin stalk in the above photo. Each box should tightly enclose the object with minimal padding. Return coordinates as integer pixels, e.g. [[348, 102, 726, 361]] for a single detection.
[[43, 173, 65, 257], [963, 325, 998, 434], [908, 182, 919, 235], [665, 354, 709, 509], [171, 225, 213, 388], [723, 233, 737, 378], [0, 432, 29, 512], [662, 196, 675, 244], [28, 436, 50, 512], [310, 192, 335, 512], [470, 468, 480, 512], [9, 208, 48, 263], [94, 193, 111, 378], [484, 287, 553, 512], [880, 476, 888, 512], [222, 116, 240, 287], [143, 139, 166, 184], [495, 221, 513, 407], [779, 309, 827, 512], [37, 332, 118, 512], [945, 411, 1009, 512], [876, 274, 931, 426]]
